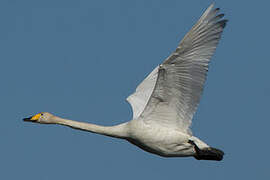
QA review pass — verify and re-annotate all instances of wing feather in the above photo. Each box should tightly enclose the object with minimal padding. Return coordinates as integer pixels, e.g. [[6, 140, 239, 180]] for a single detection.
[[127, 67, 159, 119], [127, 4, 227, 134]]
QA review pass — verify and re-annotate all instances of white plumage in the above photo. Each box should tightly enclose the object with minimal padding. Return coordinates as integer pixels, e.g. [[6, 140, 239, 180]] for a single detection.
[[127, 3, 226, 135], [24, 4, 227, 161]]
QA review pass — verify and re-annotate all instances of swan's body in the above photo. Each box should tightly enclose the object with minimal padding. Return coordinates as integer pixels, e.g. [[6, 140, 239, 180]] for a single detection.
[[127, 120, 198, 157], [24, 4, 227, 161]]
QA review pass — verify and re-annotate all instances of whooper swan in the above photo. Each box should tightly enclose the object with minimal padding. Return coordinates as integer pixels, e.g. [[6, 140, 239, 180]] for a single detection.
[[24, 4, 227, 161]]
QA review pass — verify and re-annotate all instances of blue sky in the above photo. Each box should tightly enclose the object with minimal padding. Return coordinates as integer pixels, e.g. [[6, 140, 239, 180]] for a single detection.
[[1, 0, 269, 179]]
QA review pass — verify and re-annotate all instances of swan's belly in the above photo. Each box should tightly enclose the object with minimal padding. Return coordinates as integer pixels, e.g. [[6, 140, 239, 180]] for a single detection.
[[127, 120, 195, 157]]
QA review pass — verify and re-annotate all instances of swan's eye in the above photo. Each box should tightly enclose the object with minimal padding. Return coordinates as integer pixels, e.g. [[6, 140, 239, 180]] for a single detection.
[[41, 113, 44, 116]]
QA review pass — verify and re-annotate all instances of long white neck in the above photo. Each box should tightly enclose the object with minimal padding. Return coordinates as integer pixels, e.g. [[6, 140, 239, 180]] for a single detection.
[[50, 116, 129, 139]]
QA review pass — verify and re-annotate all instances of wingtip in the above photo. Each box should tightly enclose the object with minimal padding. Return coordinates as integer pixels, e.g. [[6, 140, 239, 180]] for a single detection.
[[217, 13, 225, 19], [219, 19, 228, 28], [209, 2, 215, 8], [207, 3, 215, 11], [215, 7, 220, 12]]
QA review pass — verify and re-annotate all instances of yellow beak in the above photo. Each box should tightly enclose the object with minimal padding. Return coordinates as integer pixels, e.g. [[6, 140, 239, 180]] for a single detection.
[[23, 113, 41, 122]]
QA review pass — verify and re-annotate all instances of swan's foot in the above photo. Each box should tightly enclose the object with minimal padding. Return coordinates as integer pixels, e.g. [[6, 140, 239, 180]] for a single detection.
[[188, 140, 224, 161]]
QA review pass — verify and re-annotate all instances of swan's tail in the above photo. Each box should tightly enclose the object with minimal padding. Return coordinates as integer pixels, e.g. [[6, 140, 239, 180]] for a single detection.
[[194, 147, 224, 161]]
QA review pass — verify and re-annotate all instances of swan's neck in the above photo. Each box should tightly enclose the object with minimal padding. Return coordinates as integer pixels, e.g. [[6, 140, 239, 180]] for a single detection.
[[51, 116, 129, 139]]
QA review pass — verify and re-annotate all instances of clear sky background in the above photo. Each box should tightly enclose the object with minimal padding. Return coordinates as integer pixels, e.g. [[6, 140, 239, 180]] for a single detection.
[[1, 0, 269, 179]]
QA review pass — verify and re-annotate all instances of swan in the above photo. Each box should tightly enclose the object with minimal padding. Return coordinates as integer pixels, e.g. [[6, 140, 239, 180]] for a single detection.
[[24, 4, 227, 161]]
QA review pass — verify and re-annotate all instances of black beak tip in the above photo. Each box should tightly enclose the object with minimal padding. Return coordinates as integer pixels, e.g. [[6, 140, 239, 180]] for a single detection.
[[23, 117, 31, 122]]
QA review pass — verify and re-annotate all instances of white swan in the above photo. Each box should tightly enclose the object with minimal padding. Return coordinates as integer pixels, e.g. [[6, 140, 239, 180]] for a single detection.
[[24, 4, 227, 161]]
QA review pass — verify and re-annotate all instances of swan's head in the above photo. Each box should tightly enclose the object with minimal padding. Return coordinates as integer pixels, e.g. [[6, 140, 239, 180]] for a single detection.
[[23, 112, 54, 124]]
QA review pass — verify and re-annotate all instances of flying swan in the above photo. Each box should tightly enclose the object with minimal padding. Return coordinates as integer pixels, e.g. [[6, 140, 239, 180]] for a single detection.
[[24, 4, 227, 161]]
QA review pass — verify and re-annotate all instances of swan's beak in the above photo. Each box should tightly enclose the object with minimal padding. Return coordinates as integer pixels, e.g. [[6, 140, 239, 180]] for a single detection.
[[23, 113, 41, 122]]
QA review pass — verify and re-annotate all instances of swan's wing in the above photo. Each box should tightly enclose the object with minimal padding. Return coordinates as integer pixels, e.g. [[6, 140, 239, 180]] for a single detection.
[[136, 4, 227, 134], [127, 66, 159, 120]]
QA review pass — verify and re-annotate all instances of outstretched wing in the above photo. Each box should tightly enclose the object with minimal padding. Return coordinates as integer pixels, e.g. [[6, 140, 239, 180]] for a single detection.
[[127, 4, 227, 134]]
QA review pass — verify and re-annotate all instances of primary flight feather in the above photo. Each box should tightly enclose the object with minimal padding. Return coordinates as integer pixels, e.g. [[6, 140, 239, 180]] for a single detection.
[[24, 4, 227, 161]]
